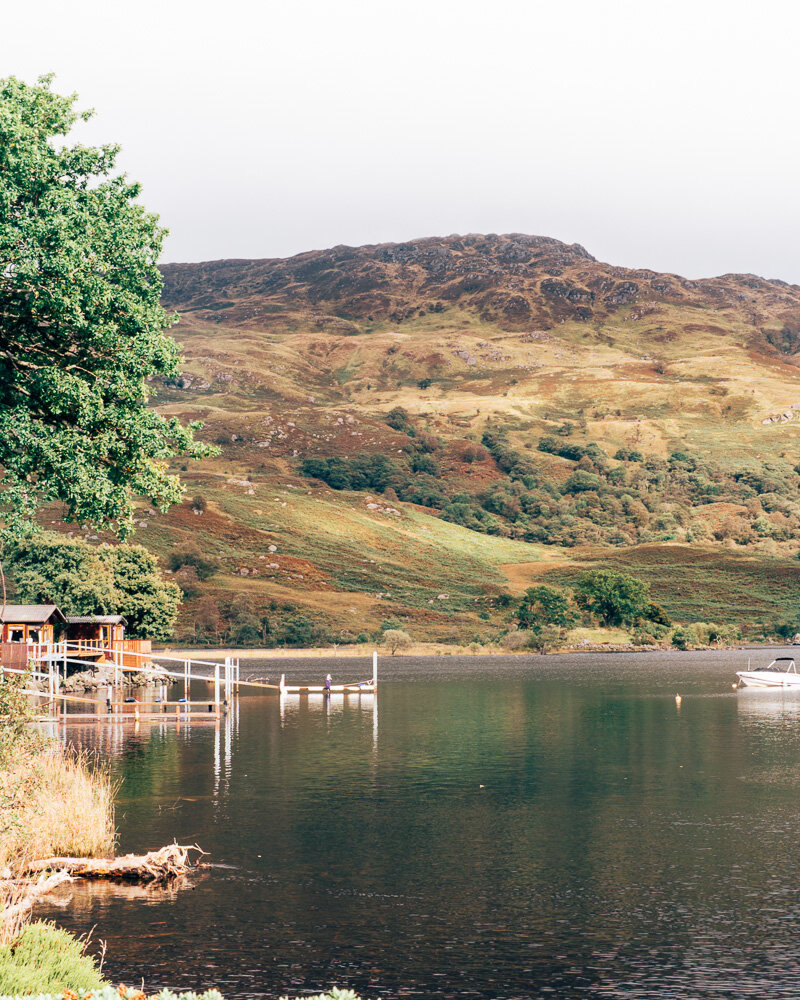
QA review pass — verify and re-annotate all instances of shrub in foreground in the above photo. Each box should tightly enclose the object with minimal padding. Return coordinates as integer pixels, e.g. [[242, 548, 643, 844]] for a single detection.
[[0, 990, 225, 1000], [0, 922, 105, 994]]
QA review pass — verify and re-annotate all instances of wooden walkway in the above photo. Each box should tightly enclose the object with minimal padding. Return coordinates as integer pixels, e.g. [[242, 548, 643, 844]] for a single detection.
[[10, 648, 378, 726]]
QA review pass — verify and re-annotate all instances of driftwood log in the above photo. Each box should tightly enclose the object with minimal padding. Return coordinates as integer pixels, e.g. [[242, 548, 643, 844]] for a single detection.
[[1, 845, 204, 937], [0, 870, 73, 933], [23, 843, 204, 883]]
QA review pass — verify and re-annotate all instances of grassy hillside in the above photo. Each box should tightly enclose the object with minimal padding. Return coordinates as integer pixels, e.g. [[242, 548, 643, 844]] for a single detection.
[[52, 234, 800, 642]]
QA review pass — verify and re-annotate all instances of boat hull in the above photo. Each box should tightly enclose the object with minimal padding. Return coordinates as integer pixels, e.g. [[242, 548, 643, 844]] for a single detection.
[[737, 671, 800, 688]]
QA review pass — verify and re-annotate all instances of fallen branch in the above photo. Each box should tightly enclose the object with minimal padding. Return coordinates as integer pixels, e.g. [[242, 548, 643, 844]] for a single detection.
[[1, 870, 73, 923], [22, 843, 205, 883]]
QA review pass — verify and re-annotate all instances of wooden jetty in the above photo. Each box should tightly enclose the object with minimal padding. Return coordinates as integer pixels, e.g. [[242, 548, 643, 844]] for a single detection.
[[4, 642, 379, 726]]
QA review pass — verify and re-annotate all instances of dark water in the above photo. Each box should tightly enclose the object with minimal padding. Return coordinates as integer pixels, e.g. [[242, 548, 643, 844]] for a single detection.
[[38, 648, 800, 999]]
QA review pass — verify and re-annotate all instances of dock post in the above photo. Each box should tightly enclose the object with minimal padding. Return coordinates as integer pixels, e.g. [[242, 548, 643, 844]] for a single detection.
[[224, 656, 231, 703], [235, 657, 240, 694], [214, 663, 220, 710], [184, 659, 190, 700], [373, 650, 378, 689], [279, 673, 286, 696]]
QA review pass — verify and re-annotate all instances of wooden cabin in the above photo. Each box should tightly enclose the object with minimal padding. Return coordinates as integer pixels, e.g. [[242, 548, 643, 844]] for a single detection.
[[0, 605, 67, 670], [0, 604, 66, 644], [65, 614, 151, 669], [65, 614, 127, 648]]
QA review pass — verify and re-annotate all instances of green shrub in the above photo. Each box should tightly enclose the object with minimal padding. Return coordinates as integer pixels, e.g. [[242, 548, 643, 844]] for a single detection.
[[0, 989, 225, 1000], [671, 625, 699, 650], [0, 922, 105, 995], [631, 621, 669, 645]]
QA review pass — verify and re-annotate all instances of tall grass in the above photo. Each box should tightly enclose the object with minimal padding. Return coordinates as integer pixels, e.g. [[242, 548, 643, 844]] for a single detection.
[[0, 743, 116, 874]]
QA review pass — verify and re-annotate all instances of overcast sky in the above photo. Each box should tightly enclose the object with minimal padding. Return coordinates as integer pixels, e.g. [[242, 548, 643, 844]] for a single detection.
[[4, 0, 799, 281]]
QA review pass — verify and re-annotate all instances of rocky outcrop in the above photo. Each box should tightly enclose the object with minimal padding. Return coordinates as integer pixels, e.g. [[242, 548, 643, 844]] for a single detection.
[[62, 663, 174, 693]]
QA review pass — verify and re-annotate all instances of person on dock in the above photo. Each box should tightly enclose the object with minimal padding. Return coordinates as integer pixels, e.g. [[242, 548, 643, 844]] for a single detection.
[[325, 673, 332, 695]]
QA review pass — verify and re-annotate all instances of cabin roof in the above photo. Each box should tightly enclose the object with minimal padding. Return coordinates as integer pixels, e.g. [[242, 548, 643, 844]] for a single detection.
[[66, 615, 127, 626], [0, 604, 67, 624]]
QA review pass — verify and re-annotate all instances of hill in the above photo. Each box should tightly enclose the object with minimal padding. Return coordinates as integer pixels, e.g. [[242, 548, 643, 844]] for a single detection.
[[56, 234, 800, 644]]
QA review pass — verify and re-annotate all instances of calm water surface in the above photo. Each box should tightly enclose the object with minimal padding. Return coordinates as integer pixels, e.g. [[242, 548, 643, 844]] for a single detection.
[[38, 649, 800, 999]]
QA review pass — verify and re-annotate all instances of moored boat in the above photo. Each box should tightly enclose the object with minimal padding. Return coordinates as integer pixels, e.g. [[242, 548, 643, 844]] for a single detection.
[[736, 657, 800, 688]]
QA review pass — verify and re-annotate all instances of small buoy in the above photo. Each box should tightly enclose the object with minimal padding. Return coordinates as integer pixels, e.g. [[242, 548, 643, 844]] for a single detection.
[[675, 693, 682, 706], [479, 784, 485, 789]]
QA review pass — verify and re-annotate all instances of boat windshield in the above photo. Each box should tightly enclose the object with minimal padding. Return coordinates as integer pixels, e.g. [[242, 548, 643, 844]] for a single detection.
[[761, 659, 797, 673]]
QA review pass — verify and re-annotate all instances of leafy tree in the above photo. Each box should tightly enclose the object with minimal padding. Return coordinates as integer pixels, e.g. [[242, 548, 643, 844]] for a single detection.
[[383, 628, 412, 654], [516, 585, 579, 632], [574, 569, 651, 626], [99, 543, 180, 641], [7, 533, 116, 613], [232, 614, 262, 646], [671, 625, 699, 650], [525, 624, 566, 653], [645, 602, 672, 627], [0, 75, 212, 538], [8, 532, 179, 639]]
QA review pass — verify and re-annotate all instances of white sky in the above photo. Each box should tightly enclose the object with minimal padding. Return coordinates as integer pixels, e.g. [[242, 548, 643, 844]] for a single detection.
[[3, 0, 799, 281]]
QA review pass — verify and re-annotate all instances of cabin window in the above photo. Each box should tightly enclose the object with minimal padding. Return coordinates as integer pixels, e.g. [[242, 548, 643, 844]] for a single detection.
[[10, 629, 24, 642], [28, 629, 40, 643]]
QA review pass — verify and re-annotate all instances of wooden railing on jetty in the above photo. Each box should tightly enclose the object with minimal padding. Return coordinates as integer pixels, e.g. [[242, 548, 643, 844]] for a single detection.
[[63, 637, 153, 669], [2, 643, 378, 727]]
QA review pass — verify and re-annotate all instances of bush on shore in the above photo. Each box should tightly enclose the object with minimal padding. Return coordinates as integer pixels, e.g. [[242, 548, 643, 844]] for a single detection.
[[0, 921, 105, 994]]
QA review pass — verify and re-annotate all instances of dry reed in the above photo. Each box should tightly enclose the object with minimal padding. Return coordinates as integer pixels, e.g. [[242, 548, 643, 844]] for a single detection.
[[0, 744, 117, 875]]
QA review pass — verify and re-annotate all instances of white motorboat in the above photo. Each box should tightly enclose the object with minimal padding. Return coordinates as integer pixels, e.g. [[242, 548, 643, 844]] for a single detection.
[[736, 657, 800, 689]]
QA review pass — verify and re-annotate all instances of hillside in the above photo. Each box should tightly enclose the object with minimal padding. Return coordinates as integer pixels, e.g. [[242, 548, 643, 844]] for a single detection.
[[63, 234, 800, 643]]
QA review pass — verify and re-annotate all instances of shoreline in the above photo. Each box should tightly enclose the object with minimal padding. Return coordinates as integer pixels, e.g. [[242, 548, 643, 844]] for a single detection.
[[155, 640, 790, 659]]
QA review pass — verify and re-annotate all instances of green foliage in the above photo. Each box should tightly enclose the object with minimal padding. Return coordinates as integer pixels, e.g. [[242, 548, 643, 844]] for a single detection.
[[101, 543, 180, 640], [525, 623, 566, 653], [0, 673, 37, 755], [7, 533, 180, 640], [279, 991, 361, 1000], [516, 585, 578, 631], [383, 628, 412, 654], [277, 614, 329, 647], [301, 454, 400, 493], [0, 988, 225, 1000], [645, 602, 672, 627], [0, 922, 104, 994], [385, 406, 410, 431], [6, 534, 116, 613], [0, 75, 215, 538], [671, 625, 699, 650], [575, 569, 651, 626], [630, 621, 669, 645]]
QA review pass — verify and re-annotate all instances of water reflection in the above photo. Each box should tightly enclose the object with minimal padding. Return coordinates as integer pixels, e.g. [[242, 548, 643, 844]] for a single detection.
[[737, 690, 800, 720], [37, 649, 800, 999]]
